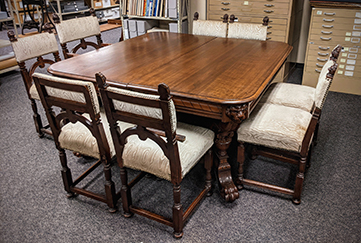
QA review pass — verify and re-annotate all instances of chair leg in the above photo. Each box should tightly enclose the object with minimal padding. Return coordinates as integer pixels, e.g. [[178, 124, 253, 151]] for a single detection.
[[293, 156, 307, 205], [236, 142, 245, 190], [204, 150, 213, 196], [172, 184, 184, 238], [120, 167, 133, 217], [30, 98, 44, 138], [103, 161, 117, 213], [59, 148, 74, 198]]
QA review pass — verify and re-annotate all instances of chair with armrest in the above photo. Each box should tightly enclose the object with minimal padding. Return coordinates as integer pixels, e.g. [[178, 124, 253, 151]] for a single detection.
[[192, 12, 228, 38], [96, 72, 215, 238], [53, 8, 110, 59], [227, 15, 269, 40], [236, 61, 339, 204], [32, 72, 129, 212], [8, 25, 61, 137]]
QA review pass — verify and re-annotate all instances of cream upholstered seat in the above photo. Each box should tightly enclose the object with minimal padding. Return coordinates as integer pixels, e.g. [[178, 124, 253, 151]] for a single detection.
[[8, 27, 61, 137], [54, 9, 109, 59], [236, 60, 339, 204], [259, 45, 342, 112], [227, 15, 269, 40], [32, 72, 132, 212], [96, 72, 214, 238], [192, 12, 228, 38]]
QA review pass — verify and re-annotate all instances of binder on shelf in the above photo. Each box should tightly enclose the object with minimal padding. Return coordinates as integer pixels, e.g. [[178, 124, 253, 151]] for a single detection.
[[168, 0, 177, 18], [169, 20, 187, 33], [128, 19, 137, 32]]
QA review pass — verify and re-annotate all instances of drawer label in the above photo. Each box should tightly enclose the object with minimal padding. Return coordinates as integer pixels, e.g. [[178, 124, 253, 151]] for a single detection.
[[340, 58, 346, 63], [338, 70, 343, 74], [342, 53, 348, 57], [347, 59, 356, 65], [344, 71, 354, 77], [344, 47, 349, 52], [345, 37, 351, 41], [317, 11, 322, 15], [346, 65, 355, 71], [339, 64, 345, 69], [243, 1, 249, 5], [346, 32, 352, 36]]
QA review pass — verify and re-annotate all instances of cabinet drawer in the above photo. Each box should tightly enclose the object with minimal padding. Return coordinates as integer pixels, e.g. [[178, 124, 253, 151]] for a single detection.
[[310, 27, 361, 37], [267, 35, 286, 42], [209, 1, 290, 10], [208, 6, 290, 17], [312, 8, 361, 20], [309, 34, 361, 45]]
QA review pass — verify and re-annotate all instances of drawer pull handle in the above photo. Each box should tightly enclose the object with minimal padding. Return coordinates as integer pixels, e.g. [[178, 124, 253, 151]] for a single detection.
[[264, 10, 274, 13], [351, 38, 360, 43], [324, 12, 335, 16], [267, 26, 272, 29], [221, 7, 230, 10], [321, 30, 333, 34], [320, 37, 332, 41], [318, 52, 329, 56], [322, 24, 334, 28], [316, 63, 324, 68], [266, 37, 271, 40], [264, 4, 274, 7], [315, 69, 321, 73], [318, 46, 330, 50], [323, 18, 334, 22], [267, 31, 272, 34], [317, 57, 328, 62], [221, 2, 230, 5]]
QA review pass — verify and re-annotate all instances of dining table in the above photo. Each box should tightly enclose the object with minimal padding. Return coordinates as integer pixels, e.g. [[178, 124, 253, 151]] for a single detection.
[[48, 32, 292, 202]]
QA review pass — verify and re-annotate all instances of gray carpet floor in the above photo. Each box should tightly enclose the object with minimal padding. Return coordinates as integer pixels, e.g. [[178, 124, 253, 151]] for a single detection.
[[0, 25, 361, 242]]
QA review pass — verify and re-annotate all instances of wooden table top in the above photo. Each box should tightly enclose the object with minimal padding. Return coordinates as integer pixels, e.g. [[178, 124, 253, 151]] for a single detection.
[[48, 32, 292, 120]]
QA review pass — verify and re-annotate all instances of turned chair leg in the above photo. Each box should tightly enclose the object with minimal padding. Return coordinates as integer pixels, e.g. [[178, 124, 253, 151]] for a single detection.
[[172, 184, 184, 238], [236, 142, 245, 190], [204, 150, 213, 196], [120, 167, 133, 217], [103, 160, 117, 213], [293, 157, 306, 205], [30, 98, 44, 138], [59, 148, 75, 198]]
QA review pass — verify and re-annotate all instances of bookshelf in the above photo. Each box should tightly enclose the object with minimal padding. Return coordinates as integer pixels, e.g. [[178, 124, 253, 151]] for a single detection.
[[120, 0, 189, 39]]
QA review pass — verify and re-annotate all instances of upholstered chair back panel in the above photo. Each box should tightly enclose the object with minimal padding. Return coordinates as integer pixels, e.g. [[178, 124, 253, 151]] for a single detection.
[[314, 59, 335, 109], [192, 20, 228, 38], [107, 86, 177, 133], [228, 23, 267, 40], [11, 33, 59, 62], [56, 16, 101, 44]]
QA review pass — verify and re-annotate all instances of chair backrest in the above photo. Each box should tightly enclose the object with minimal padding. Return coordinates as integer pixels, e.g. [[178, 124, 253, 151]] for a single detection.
[[54, 9, 103, 59], [8, 27, 61, 96], [314, 45, 342, 109], [96, 73, 184, 183], [32, 72, 110, 158], [192, 12, 228, 38], [227, 15, 269, 40]]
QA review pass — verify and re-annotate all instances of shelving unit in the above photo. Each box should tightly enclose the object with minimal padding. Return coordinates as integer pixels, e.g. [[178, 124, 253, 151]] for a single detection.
[[120, 0, 189, 39]]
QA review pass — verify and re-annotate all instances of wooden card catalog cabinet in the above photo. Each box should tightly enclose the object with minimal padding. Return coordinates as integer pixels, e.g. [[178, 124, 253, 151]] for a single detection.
[[207, 0, 298, 82], [303, 6, 361, 95]]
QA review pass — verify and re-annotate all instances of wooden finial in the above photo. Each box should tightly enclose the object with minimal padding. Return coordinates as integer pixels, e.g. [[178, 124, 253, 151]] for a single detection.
[[95, 72, 108, 89], [330, 44, 342, 61], [7, 30, 17, 42], [326, 63, 338, 79], [229, 14, 235, 23], [158, 83, 171, 101], [222, 14, 228, 23], [263, 16, 269, 26], [53, 13, 60, 23], [90, 8, 96, 17], [43, 23, 53, 33], [193, 12, 199, 21]]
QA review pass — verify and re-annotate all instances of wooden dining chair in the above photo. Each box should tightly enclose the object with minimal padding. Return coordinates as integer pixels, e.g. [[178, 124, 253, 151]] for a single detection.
[[32, 72, 129, 212], [53, 8, 110, 59], [7, 25, 61, 137], [236, 61, 339, 204], [192, 12, 228, 38], [227, 15, 269, 40], [96, 72, 214, 238]]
